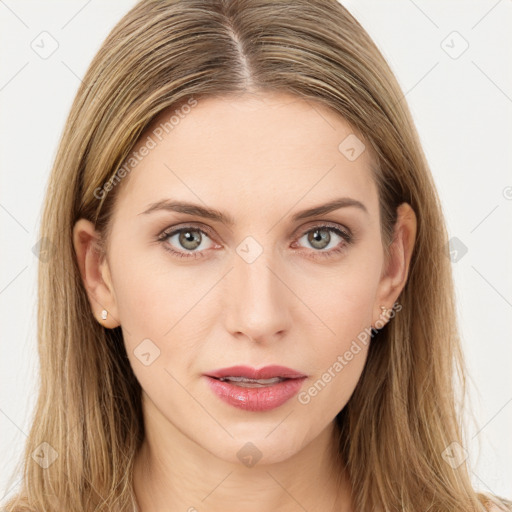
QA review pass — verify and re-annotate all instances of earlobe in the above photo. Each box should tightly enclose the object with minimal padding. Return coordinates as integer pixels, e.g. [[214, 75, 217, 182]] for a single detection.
[[72, 218, 120, 328], [373, 202, 417, 327]]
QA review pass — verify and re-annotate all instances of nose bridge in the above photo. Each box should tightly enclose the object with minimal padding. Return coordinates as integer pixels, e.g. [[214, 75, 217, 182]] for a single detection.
[[223, 238, 289, 341]]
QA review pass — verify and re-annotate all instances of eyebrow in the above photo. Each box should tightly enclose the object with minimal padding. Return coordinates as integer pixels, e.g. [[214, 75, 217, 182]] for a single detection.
[[138, 197, 368, 224]]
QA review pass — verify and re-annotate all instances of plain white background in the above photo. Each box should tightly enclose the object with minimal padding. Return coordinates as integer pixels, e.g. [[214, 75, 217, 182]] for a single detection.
[[1, 0, 511, 504]]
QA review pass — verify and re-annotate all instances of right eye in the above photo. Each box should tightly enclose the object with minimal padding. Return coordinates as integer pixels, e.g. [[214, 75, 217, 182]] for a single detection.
[[157, 225, 218, 259]]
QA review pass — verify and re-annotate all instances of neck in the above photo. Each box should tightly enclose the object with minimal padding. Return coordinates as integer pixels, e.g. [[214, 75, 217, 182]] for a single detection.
[[132, 408, 353, 512]]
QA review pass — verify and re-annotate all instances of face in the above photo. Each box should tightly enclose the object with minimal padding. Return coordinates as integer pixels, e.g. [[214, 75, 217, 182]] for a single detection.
[[74, 91, 415, 466]]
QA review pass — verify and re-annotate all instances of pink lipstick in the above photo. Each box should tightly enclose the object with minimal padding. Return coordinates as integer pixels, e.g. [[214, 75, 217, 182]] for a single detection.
[[203, 365, 307, 412]]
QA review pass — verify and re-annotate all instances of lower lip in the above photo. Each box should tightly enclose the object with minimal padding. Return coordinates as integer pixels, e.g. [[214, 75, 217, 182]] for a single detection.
[[204, 376, 306, 412]]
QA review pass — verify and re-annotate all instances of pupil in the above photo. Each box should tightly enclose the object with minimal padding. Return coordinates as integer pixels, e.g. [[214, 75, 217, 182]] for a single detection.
[[309, 229, 330, 249], [180, 230, 200, 249]]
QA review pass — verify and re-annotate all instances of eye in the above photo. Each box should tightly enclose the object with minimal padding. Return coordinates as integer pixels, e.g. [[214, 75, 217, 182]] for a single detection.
[[293, 223, 353, 259], [156, 222, 353, 260], [157, 225, 217, 259]]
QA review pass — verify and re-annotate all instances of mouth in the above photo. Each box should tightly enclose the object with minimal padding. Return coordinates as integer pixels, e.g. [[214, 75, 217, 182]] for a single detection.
[[204, 364, 307, 381], [210, 376, 289, 388], [203, 365, 307, 411]]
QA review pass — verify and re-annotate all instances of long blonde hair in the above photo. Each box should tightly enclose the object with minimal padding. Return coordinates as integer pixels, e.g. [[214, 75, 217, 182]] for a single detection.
[[3, 1, 510, 510]]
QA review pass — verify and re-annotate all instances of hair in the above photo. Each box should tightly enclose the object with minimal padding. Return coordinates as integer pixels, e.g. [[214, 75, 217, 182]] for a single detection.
[[3, 0, 511, 511]]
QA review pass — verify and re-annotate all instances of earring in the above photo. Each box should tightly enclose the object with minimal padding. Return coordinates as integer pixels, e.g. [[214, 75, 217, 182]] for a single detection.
[[101, 309, 108, 320], [380, 305, 391, 317]]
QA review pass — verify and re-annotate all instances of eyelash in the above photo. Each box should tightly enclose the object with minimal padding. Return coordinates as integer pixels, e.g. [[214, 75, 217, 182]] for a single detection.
[[156, 223, 353, 261]]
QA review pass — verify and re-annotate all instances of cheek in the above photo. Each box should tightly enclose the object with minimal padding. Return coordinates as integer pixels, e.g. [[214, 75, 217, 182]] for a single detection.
[[296, 275, 376, 417], [108, 249, 216, 377], [297, 340, 369, 423], [109, 242, 203, 334], [294, 253, 381, 414], [306, 253, 382, 339]]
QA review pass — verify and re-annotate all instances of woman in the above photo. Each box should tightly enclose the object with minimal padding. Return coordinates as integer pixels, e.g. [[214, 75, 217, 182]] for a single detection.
[[3, 0, 510, 510]]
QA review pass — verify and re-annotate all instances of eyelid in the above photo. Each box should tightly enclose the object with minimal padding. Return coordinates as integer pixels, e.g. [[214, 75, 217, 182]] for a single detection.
[[295, 220, 352, 239], [157, 222, 218, 240]]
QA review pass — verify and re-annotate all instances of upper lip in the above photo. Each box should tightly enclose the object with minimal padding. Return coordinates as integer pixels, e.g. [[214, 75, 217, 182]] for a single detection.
[[205, 365, 307, 380]]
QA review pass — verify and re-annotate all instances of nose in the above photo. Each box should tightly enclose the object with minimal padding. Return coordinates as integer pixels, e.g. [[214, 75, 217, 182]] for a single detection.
[[223, 245, 291, 344]]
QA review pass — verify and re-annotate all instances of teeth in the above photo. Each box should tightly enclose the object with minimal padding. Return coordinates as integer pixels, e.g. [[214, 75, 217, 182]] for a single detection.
[[219, 376, 285, 387]]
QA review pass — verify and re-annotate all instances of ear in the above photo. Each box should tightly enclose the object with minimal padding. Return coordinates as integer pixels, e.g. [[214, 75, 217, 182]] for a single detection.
[[72, 218, 120, 328], [373, 202, 417, 327]]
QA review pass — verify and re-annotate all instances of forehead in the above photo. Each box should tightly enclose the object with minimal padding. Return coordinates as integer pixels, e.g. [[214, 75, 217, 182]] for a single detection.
[[114, 91, 378, 218]]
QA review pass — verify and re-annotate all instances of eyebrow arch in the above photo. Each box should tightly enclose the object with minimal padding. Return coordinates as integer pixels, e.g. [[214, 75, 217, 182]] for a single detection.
[[138, 197, 368, 225]]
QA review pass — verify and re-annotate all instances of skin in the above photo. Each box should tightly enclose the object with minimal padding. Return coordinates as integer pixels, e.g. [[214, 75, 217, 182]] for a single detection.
[[73, 91, 417, 512]]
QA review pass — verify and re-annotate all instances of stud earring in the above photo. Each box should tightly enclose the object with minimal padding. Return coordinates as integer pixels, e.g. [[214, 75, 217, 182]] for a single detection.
[[380, 305, 391, 317], [101, 309, 108, 320]]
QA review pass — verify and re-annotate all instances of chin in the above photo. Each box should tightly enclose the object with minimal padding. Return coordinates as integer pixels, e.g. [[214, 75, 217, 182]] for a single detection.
[[200, 426, 311, 468]]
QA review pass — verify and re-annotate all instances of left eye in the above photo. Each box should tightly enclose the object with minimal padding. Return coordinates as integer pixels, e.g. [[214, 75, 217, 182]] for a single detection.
[[295, 225, 351, 252]]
